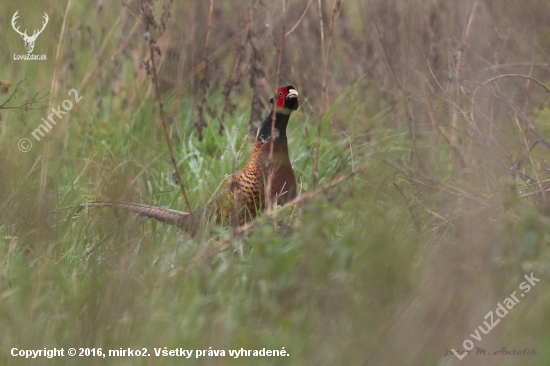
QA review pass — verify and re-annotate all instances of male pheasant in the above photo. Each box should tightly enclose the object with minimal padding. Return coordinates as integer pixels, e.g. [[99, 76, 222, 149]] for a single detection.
[[80, 85, 300, 232]]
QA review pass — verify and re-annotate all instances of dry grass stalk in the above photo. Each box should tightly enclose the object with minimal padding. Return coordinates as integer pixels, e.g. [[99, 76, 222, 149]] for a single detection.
[[312, 0, 343, 189], [266, 0, 287, 210], [247, 2, 264, 137], [220, 8, 252, 132], [195, 0, 215, 141], [140, 0, 192, 213]]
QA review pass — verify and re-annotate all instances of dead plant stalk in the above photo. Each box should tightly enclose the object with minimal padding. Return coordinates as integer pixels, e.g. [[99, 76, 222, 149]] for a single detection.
[[313, 0, 343, 189], [148, 44, 193, 213], [195, 0, 215, 141], [267, 0, 287, 209], [141, 0, 193, 213]]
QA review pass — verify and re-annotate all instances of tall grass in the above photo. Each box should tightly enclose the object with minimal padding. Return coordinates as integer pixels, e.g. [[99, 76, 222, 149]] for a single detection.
[[1, 0, 550, 365]]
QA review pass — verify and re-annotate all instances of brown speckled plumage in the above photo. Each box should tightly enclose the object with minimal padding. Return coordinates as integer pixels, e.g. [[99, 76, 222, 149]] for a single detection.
[[214, 134, 297, 224]]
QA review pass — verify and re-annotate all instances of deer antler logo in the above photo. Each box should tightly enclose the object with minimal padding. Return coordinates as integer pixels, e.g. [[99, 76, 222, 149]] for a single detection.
[[11, 11, 49, 54]]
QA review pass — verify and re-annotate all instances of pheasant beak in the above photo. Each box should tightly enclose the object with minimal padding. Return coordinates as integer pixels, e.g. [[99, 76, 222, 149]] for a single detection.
[[287, 89, 298, 99], [285, 89, 300, 110]]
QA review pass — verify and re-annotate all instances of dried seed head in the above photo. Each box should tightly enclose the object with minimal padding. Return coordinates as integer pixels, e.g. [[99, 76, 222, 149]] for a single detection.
[[0, 80, 12, 95]]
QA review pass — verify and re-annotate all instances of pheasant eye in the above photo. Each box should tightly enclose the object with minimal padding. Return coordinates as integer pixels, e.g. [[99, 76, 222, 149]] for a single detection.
[[278, 91, 283, 97]]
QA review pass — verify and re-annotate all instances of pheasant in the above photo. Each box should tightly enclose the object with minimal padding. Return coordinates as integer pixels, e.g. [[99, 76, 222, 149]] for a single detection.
[[79, 85, 300, 232]]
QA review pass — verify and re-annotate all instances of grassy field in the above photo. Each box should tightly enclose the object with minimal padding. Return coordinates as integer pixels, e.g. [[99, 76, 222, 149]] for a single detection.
[[1, 0, 550, 365]]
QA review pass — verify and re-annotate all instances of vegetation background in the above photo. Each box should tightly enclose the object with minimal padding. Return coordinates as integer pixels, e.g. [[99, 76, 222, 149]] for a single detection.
[[1, 0, 550, 365]]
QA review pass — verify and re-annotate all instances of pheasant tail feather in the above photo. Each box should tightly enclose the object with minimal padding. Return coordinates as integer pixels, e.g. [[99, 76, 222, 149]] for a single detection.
[[81, 202, 190, 227]]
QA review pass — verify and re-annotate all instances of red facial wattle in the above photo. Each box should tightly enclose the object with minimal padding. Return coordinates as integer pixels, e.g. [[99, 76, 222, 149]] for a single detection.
[[275, 94, 286, 109], [275, 88, 288, 109], [274, 85, 300, 111]]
